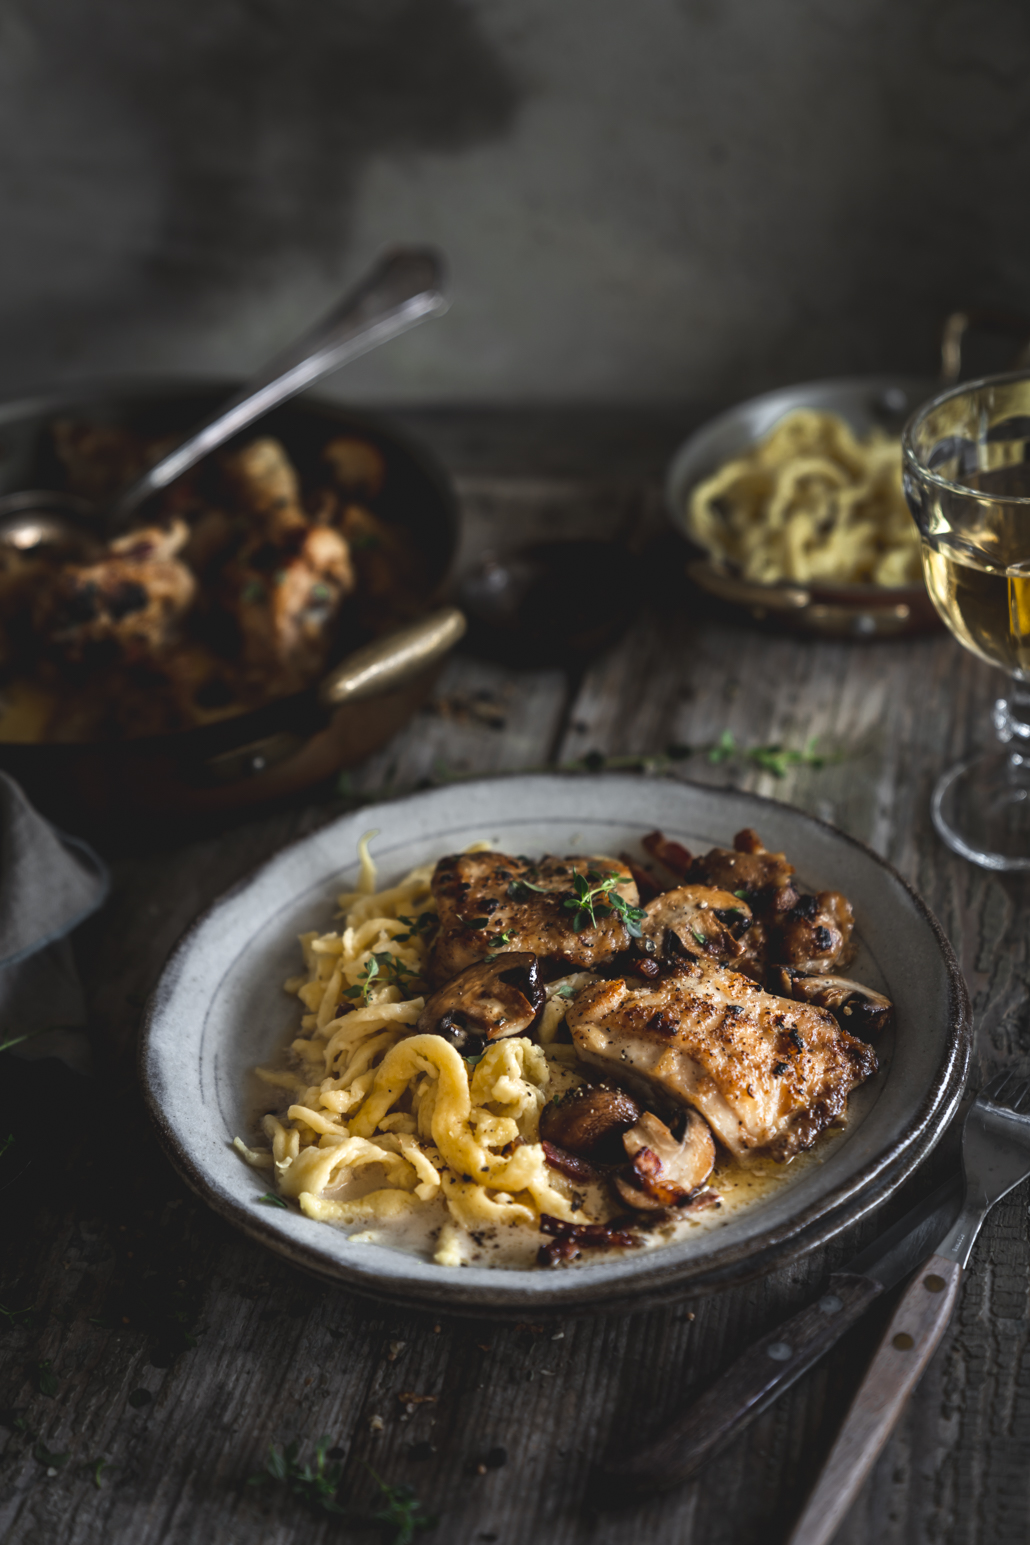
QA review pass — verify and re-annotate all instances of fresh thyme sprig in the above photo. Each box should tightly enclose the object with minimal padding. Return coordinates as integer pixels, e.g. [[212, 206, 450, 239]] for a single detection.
[[343, 951, 417, 1006], [563, 870, 647, 937], [395, 912, 437, 943]]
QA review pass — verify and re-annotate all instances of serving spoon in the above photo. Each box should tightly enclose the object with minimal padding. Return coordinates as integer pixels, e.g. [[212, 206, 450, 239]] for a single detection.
[[0, 245, 448, 548]]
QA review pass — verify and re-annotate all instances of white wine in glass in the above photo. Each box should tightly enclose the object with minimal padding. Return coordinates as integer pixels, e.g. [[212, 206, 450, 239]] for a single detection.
[[904, 375, 1030, 869]]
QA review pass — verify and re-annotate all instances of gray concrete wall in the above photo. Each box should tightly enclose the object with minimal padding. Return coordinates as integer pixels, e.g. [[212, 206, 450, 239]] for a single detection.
[[0, 0, 1028, 408]]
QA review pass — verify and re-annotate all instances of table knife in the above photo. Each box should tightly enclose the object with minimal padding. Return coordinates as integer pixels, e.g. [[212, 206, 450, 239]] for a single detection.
[[605, 1171, 963, 1496]]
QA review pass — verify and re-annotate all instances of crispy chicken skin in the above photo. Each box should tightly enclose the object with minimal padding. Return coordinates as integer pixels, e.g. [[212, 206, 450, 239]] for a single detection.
[[218, 438, 356, 694], [427, 851, 638, 987], [36, 521, 196, 667], [565, 957, 877, 1161]]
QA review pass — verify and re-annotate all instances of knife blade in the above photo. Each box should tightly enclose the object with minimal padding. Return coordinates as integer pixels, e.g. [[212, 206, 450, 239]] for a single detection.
[[603, 1171, 963, 1497]]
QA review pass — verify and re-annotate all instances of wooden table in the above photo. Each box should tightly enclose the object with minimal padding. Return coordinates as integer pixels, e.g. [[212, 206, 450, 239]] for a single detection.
[[1, 409, 1027, 1545]]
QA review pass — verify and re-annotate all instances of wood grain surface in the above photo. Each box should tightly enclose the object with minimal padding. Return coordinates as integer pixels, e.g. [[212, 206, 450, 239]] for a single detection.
[[1, 409, 1028, 1545], [787, 1254, 963, 1545]]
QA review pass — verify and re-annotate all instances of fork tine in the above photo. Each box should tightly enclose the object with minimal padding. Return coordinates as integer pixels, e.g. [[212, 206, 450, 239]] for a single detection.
[[981, 1071, 1013, 1103], [1010, 1082, 1030, 1114]]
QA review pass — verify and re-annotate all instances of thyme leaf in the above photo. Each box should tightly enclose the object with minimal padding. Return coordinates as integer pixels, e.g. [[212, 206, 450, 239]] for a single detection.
[[367, 1465, 438, 1545], [248, 1434, 346, 1516]]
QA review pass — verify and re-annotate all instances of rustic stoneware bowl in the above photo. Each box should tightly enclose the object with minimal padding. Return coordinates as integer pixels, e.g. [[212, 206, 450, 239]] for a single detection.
[[666, 375, 941, 638], [140, 774, 970, 1316]]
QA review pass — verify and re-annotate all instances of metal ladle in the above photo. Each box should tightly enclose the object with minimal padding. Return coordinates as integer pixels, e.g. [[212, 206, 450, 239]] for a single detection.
[[0, 245, 448, 547]]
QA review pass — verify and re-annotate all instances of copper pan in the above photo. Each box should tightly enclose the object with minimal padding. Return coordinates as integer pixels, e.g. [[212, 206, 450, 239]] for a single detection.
[[0, 379, 463, 836]]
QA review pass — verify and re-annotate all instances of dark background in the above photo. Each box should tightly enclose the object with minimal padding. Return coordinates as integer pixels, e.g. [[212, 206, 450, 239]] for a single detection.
[[1, 0, 1028, 407]]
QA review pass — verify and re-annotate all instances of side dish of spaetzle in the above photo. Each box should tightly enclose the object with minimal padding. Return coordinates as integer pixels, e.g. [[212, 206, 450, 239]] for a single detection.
[[687, 408, 921, 587]]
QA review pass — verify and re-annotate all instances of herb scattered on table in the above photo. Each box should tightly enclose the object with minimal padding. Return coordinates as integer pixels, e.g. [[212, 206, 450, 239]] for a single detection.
[[707, 729, 738, 765], [0, 1133, 13, 1161], [747, 736, 828, 777], [248, 1434, 346, 1516], [0, 1301, 36, 1329], [368, 1466, 438, 1545], [36, 1360, 58, 1397], [34, 1441, 69, 1471], [84, 1456, 113, 1489]]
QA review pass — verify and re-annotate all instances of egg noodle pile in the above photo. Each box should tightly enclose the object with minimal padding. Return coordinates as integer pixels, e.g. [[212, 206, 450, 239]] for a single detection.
[[688, 408, 921, 587], [234, 834, 581, 1265]]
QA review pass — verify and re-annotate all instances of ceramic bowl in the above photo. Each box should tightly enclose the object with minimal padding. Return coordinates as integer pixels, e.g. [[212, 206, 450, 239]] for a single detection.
[[140, 774, 970, 1316]]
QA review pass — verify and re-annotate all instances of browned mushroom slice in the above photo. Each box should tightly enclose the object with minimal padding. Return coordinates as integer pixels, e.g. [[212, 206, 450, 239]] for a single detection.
[[641, 884, 755, 969], [415, 952, 544, 1055], [539, 1083, 642, 1162], [773, 890, 855, 974], [615, 1109, 716, 1211], [768, 968, 893, 1039]]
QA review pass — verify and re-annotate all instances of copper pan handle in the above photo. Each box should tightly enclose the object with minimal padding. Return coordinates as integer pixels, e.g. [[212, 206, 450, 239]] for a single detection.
[[318, 606, 466, 708]]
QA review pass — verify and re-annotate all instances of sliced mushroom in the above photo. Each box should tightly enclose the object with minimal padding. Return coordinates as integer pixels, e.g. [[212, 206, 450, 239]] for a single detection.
[[640, 884, 754, 968], [615, 1108, 716, 1211], [539, 1082, 642, 1162], [416, 952, 545, 1055], [773, 890, 854, 974], [768, 967, 893, 1039]]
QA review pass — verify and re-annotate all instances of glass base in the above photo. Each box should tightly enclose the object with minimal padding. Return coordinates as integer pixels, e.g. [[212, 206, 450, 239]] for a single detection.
[[932, 749, 1030, 870]]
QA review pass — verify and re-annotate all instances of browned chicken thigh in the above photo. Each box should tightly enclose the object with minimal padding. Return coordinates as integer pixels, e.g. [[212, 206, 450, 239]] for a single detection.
[[36, 520, 196, 668], [566, 955, 877, 1161], [218, 438, 356, 695], [428, 850, 639, 986]]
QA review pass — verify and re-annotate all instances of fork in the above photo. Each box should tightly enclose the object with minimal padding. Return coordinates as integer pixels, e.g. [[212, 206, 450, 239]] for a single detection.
[[788, 1073, 1030, 1545]]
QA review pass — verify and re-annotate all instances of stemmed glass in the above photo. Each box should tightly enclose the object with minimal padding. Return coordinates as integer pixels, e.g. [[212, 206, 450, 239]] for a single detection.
[[903, 371, 1030, 870]]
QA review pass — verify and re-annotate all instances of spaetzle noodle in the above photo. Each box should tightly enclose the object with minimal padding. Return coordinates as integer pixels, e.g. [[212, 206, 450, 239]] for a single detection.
[[688, 408, 921, 587], [235, 833, 580, 1265]]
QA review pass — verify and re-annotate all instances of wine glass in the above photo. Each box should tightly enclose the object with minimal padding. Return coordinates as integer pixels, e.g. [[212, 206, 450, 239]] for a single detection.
[[903, 371, 1030, 870]]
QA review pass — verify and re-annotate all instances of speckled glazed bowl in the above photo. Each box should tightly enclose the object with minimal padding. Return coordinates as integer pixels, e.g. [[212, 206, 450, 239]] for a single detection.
[[140, 774, 970, 1317]]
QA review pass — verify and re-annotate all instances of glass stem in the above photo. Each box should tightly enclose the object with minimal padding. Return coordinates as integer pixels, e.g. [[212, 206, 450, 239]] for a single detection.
[[994, 682, 1030, 746]]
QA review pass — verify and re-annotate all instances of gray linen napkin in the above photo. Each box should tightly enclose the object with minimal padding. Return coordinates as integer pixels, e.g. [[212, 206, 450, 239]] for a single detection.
[[0, 772, 109, 1070]]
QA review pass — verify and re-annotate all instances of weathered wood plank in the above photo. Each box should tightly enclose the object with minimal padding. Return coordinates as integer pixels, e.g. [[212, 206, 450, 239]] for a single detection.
[[1, 423, 1028, 1545]]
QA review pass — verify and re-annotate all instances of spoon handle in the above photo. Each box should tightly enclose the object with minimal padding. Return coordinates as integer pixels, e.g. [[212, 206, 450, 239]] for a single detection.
[[109, 246, 448, 528]]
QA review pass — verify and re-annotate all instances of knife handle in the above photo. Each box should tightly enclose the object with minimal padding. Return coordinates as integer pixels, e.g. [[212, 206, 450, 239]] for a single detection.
[[603, 1272, 882, 1497], [787, 1254, 962, 1545]]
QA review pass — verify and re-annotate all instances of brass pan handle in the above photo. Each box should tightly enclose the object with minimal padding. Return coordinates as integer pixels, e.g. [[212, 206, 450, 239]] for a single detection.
[[318, 606, 466, 708]]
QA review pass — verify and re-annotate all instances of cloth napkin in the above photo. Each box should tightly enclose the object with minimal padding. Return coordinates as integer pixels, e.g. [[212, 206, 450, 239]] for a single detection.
[[0, 772, 109, 1073]]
